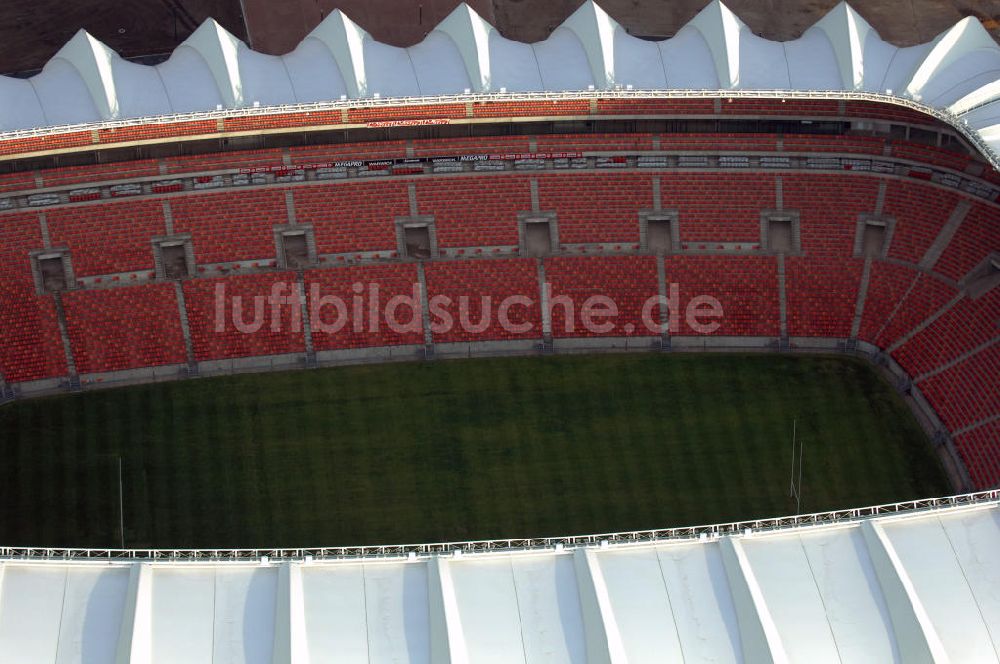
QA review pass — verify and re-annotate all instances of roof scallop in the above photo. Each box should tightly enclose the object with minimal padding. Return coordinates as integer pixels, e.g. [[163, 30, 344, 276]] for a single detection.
[[1, 1, 999, 154]]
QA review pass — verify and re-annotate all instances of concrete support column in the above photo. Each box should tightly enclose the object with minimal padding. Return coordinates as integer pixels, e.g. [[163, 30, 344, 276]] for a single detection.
[[851, 258, 873, 339], [296, 272, 316, 367], [776, 254, 788, 340], [416, 262, 433, 351], [52, 292, 79, 387], [173, 282, 196, 371]]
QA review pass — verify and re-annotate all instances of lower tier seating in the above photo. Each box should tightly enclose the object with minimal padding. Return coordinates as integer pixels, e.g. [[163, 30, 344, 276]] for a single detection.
[[785, 257, 864, 338], [918, 345, 1000, 431], [305, 264, 424, 350], [954, 421, 1000, 489], [294, 182, 408, 255], [424, 259, 541, 343], [538, 173, 653, 245], [183, 273, 306, 361], [665, 256, 780, 336], [0, 165, 995, 489], [63, 285, 186, 374], [893, 290, 1000, 378], [544, 256, 660, 338], [417, 177, 527, 248], [0, 285, 67, 383]]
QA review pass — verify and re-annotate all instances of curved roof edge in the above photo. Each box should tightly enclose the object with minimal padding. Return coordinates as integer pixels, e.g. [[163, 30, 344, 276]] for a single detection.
[[1, 1, 998, 164], [1, 492, 998, 663]]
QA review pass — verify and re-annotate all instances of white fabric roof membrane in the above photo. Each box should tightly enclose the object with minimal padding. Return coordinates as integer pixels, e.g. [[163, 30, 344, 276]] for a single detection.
[[0, 500, 998, 662], [2, 0, 1000, 153]]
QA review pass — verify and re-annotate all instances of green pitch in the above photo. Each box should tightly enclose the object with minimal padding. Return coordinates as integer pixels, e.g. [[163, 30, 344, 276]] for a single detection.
[[0, 353, 948, 549]]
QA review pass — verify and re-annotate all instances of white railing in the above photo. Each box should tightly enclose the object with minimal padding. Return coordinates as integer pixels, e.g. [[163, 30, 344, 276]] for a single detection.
[[1, 490, 996, 563], [0, 89, 996, 170]]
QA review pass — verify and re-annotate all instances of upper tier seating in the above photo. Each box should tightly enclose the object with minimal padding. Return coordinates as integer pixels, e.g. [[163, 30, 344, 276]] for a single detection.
[[294, 182, 408, 256], [538, 173, 653, 245], [417, 176, 528, 248], [47, 199, 165, 277]]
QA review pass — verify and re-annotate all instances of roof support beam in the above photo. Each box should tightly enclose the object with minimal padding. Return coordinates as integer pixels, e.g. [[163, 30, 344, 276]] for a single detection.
[[572, 548, 628, 664], [272, 562, 310, 664], [718, 536, 789, 664], [428, 556, 469, 663], [115, 563, 153, 664], [860, 519, 948, 663]]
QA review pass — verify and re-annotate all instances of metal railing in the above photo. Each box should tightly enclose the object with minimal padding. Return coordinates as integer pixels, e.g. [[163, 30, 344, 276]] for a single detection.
[[1, 490, 996, 563], [0, 89, 996, 170]]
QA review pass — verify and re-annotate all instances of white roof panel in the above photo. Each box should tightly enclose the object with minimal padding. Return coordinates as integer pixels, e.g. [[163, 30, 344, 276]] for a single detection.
[[744, 527, 900, 663], [659, 27, 720, 89], [450, 556, 528, 663], [0, 77, 47, 131], [738, 32, 791, 89], [238, 48, 298, 107], [786, 30, 844, 90], [156, 47, 225, 113], [488, 33, 544, 92], [30, 59, 101, 126], [595, 547, 685, 662], [408, 32, 473, 96], [363, 40, 421, 98], [0, 500, 998, 663], [510, 553, 587, 663], [282, 39, 350, 103], [363, 561, 431, 663], [881, 508, 1000, 662], [533, 28, 595, 92], [611, 30, 668, 90]]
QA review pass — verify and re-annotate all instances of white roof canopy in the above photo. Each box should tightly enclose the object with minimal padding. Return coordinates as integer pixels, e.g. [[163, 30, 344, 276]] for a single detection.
[[0, 498, 998, 662], [1, 0, 999, 152]]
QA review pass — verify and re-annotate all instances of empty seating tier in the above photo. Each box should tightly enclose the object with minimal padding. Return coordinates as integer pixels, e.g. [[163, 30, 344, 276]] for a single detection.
[[538, 173, 653, 245], [424, 259, 541, 343], [46, 199, 165, 277], [544, 256, 660, 338], [305, 264, 424, 350], [183, 273, 306, 361], [417, 177, 528, 248], [0, 132, 995, 489], [666, 256, 780, 336], [62, 285, 186, 375]]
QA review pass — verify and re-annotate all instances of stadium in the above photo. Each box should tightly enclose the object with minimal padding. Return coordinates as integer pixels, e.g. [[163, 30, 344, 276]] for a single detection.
[[0, 0, 998, 660]]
